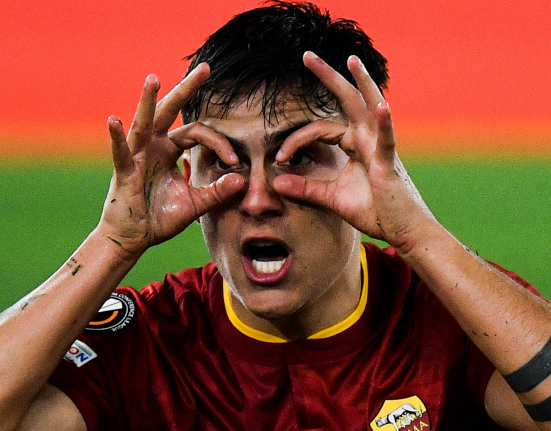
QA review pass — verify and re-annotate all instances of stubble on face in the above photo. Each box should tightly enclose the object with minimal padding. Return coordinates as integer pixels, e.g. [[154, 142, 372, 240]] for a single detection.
[[189, 92, 362, 340]]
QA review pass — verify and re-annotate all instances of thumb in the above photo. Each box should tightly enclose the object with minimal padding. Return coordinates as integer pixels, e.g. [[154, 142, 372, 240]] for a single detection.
[[192, 173, 245, 217], [273, 175, 333, 209]]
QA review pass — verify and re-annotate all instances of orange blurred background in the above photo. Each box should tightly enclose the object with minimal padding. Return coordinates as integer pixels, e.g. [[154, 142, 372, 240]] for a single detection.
[[1, 0, 550, 158]]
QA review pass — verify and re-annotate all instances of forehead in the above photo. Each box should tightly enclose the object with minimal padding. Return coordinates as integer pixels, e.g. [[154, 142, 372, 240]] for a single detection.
[[197, 92, 344, 143]]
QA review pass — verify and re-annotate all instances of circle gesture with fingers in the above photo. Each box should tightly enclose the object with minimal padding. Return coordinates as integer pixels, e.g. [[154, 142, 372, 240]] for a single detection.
[[99, 64, 245, 257], [274, 52, 433, 251]]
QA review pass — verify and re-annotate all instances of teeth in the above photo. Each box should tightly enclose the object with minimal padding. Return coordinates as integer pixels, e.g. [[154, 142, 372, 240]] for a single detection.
[[252, 240, 277, 247], [252, 259, 286, 274]]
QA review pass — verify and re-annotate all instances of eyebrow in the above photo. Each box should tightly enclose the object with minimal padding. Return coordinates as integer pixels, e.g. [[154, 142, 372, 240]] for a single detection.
[[266, 120, 312, 146], [221, 120, 312, 153]]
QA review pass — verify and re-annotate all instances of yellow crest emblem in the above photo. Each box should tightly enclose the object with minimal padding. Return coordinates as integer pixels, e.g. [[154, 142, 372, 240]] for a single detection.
[[370, 396, 430, 431]]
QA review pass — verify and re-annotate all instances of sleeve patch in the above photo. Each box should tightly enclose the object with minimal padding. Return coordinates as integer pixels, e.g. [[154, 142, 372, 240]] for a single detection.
[[84, 292, 135, 335], [64, 339, 98, 368]]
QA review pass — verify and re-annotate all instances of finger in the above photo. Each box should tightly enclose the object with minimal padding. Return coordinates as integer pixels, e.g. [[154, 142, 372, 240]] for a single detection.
[[275, 119, 346, 163], [153, 63, 210, 135], [127, 74, 161, 154], [108, 116, 134, 174], [168, 122, 239, 166], [190, 173, 245, 218], [374, 101, 397, 166], [303, 52, 368, 125], [347, 55, 385, 110], [273, 174, 334, 210], [347, 58, 398, 166]]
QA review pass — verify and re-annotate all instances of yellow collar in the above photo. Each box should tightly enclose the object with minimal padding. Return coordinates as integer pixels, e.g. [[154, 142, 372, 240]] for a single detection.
[[223, 245, 368, 343]]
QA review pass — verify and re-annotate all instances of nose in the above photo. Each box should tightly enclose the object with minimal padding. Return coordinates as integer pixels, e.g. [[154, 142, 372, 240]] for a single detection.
[[239, 166, 284, 219]]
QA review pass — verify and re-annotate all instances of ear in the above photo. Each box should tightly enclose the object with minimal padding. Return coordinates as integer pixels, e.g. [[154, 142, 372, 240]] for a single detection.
[[183, 151, 192, 184]]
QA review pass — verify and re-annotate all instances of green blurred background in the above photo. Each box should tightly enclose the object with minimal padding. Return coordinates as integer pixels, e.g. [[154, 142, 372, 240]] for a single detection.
[[2, 155, 550, 311]]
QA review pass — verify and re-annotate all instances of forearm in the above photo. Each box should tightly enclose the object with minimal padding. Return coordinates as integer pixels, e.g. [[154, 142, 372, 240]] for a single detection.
[[398, 218, 551, 407], [0, 228, 142, 428]]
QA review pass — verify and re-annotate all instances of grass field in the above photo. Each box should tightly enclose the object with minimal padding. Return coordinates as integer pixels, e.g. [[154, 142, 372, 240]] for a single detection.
[[1, 156, 550, 311]]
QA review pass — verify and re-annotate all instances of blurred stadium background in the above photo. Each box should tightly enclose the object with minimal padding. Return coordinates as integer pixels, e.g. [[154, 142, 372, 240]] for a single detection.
[[1, 0, 551, 310]]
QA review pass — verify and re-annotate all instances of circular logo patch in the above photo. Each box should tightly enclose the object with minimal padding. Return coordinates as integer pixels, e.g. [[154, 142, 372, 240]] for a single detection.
[[85, 292, 135, 334]]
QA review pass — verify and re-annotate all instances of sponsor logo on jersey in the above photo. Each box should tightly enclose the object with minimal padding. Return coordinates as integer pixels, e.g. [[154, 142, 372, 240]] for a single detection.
[[64, 339, 97, 368], [84, 292, 135, 334], [370, 396, 430, 431]]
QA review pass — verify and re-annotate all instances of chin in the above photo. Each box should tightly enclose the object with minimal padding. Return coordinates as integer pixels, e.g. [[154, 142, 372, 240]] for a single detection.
[[245, 294, 303, 322], [250, 307, 293, 321]]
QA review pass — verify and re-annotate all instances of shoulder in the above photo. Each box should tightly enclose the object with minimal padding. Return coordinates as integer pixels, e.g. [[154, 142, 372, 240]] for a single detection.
[[82, 262, 221, 338], [138, 261, 219, 300], [362, 241, 411, 270], [122, 262, 220, 313], [362, 241, 539, 298], [49, 263, 223, 428], [361, 242, 460, 339], [362, 242, 419, 294], [361, 241, 433, 330]]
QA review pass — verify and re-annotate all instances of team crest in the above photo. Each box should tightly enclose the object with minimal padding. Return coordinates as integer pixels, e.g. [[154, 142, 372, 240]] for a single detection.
[[370, 396, 430, 431], [85, 292, 135, 334]]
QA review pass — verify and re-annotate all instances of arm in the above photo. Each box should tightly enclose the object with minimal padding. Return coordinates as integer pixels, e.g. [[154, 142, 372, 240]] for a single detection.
[[274, 51, 551, 430], [0, 65, 244, 430]]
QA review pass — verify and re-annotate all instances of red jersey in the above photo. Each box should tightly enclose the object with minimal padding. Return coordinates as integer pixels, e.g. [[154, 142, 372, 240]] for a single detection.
[[49, 243, 531, 430]]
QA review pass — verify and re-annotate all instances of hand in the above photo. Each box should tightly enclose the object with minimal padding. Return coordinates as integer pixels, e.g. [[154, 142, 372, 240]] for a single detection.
[[273, 52, 435, 253], [98, 64, 245, 257]]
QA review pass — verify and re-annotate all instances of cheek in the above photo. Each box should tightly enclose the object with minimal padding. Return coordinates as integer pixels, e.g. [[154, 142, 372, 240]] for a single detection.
[[199, 209, 238, 259], [328, 217, 357, 252], [298, 207, 357, 252], [316, 217, 360, 276], [307, 148, 350, 183], [198, 212, 219, 252]]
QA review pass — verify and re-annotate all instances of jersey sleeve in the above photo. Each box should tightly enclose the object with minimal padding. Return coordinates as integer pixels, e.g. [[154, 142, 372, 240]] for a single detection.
[[49, 344, 117, 431], [48, 287, 147, 431], [47, 266, 214, 431]]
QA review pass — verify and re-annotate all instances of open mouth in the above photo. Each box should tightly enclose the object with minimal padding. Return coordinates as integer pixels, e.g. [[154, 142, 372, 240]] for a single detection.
[[245, 240, 290, 275]]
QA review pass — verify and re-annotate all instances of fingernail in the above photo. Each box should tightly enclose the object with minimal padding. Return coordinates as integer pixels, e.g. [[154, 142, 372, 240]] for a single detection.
[[108, 116, 122, 126], [145, 74, 160, 91], [356, 57, 368, 74], [276, 149, 284, 160], [187, 62, 208, 78], [377, 101, 391, 115], [187, 66, 199, 77]]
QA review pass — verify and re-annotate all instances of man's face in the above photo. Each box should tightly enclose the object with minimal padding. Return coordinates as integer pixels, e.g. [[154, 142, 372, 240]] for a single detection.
[[189, 93, 361, 331]]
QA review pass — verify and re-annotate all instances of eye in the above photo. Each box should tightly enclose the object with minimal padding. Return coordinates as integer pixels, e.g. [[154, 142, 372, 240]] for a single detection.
[[211, 156, 244, 174], [214, 157, 233, 171], [280, 149, 313, 168]]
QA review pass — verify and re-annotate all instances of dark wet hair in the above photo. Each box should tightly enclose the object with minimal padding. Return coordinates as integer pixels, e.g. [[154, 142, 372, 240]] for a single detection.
[[181, 1, 388, 123]]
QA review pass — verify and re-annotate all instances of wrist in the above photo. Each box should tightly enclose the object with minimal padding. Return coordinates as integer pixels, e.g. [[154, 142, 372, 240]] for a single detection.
[[86, 225, 148, 266], [381, 210, 443, 259]]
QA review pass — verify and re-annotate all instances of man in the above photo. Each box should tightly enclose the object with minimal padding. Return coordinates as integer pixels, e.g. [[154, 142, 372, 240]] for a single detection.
[[2, 2, 551, 430]]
